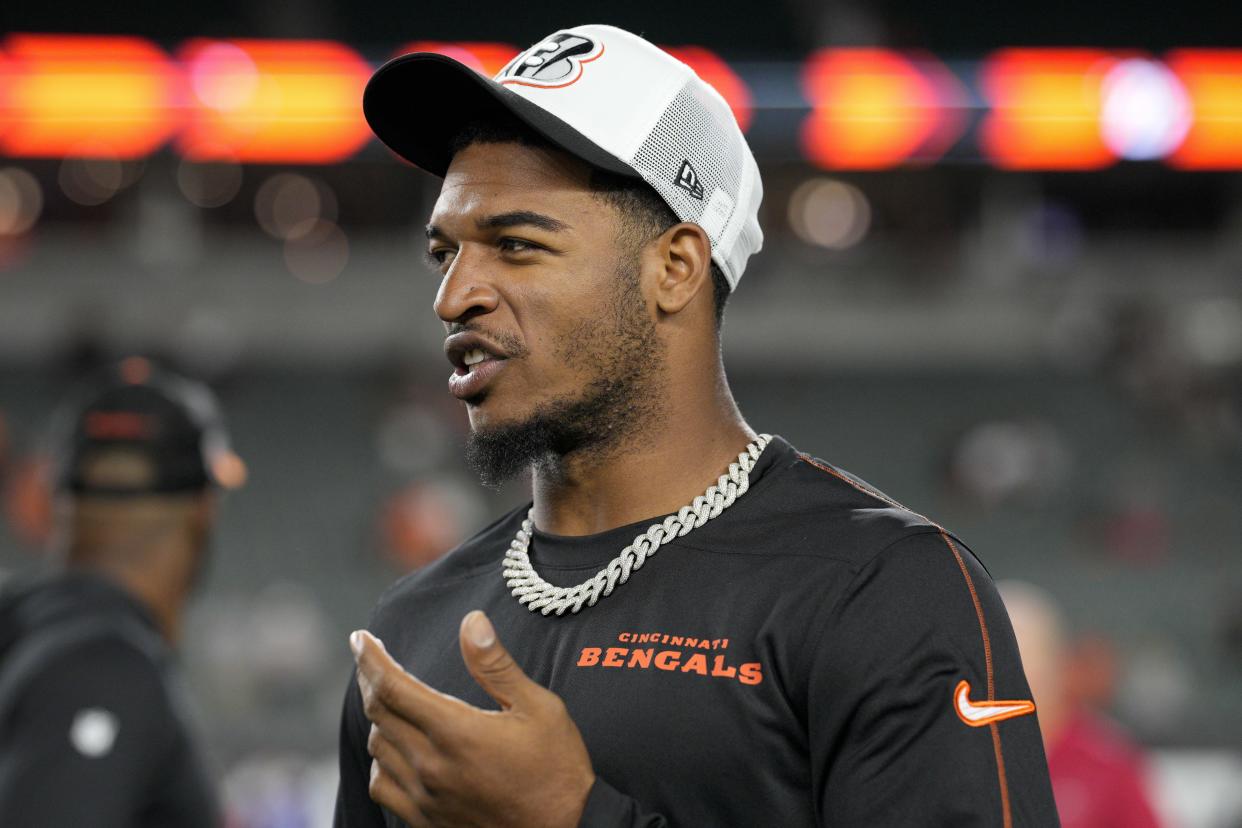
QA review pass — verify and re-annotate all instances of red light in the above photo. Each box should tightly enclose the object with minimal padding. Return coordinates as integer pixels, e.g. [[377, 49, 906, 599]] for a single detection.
[[395, 42, 519, 78], [980, 49, 1121, 170], [800, 49, 964, 170], [178, 39, 373, 164], [1165, 50, 1242, 169], [0, 35, 179, 159], [664, 46, 754, 132]]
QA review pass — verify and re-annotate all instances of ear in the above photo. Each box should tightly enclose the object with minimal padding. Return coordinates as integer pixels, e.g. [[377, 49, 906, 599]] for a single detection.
[[651, 222, 713, 316]]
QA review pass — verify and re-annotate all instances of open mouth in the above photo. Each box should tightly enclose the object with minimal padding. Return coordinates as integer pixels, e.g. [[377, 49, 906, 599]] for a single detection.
[[445, 334, 512, 401], [460, 347, 500, 374]]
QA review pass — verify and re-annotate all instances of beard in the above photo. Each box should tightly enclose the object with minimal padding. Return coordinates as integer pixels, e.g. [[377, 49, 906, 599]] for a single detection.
[[465, 260, 664, 487]]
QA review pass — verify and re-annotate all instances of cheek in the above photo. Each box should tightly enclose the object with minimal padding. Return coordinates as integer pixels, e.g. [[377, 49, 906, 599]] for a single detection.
[[511, 276, 609, 371]]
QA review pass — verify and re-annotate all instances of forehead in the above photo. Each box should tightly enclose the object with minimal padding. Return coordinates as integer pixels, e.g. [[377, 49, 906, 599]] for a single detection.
[[431, 141, 601, 225]]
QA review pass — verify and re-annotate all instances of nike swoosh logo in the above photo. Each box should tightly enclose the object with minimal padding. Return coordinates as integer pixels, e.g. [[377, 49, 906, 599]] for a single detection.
[[954, 680, 1035, 727]]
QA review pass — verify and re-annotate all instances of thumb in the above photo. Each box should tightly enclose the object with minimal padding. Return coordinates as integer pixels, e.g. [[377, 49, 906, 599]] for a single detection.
[[459, 610, 537, 710]]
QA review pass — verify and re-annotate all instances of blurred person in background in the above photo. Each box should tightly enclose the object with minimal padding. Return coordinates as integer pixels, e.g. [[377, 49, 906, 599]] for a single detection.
[[0, 359, 241, 827], [337, 24, 1057, 828], [999, 580, 1164, 828]]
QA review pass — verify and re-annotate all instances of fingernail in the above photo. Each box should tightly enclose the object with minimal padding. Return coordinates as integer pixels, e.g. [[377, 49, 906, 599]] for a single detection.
[[466, 611, 495, 648], [349, 630, 364, 656]]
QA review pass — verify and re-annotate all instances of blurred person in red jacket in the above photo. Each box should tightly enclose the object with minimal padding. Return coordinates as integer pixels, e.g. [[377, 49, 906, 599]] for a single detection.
[[1000, 580, 1164, 828]]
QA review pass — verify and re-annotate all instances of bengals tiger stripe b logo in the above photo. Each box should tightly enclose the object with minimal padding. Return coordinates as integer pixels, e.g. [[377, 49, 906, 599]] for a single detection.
[[498, 34, 605, 89]]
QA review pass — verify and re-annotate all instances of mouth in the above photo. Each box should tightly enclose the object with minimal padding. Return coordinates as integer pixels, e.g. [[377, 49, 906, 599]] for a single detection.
[[444, 332, 511, 402]]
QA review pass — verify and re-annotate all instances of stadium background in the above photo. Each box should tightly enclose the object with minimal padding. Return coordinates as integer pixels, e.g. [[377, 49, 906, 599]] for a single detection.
[[2, 0, 1241, 824]]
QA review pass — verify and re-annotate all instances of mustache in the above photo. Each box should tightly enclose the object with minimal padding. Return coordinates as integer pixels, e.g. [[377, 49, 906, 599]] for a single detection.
[[446, 322, 529, 359]]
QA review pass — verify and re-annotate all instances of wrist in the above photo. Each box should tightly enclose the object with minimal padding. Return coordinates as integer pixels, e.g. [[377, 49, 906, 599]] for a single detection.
[[555, 770, 596, 828]]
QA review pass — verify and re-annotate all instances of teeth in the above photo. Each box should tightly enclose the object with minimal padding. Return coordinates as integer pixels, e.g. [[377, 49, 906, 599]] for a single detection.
[[463, 349, 487, 367]]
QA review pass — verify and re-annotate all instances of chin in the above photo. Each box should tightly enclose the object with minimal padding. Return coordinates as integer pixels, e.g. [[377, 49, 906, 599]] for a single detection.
[[466, 394, 528, 432]]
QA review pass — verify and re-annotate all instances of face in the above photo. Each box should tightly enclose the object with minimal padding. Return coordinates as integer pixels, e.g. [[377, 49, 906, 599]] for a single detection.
[[426, 141, 665, 482]]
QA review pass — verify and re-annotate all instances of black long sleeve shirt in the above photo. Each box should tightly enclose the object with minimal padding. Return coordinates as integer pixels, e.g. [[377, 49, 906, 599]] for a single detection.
[[335, 436, 1059, 827], [0, 572, 219, 828]]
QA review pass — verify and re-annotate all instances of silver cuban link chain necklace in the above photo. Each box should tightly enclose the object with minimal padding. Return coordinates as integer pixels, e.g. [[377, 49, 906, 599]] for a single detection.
[[502, 433, 773, 616]]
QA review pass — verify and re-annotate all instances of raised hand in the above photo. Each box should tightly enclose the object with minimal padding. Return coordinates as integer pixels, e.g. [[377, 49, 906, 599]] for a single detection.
[[351, 611, 596, 828]]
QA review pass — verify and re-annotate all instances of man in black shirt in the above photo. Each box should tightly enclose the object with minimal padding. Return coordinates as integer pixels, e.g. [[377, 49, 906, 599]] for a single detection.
[[338, 24, 1059, 827], [0, 360, 240, 826]]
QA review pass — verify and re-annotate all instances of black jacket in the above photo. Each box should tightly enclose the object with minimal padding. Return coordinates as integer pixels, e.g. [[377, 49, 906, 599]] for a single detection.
[[0, 571, 219, 827]]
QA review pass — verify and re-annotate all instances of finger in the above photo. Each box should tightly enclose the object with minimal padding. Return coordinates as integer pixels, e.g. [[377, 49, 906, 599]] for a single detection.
[[369, 758, 431, 828], [350, 630, 466, 732], [367, 721, 431, 780], [459, 610, 540, 710]]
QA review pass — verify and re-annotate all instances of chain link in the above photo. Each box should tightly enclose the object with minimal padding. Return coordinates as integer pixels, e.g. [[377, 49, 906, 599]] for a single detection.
[[502, 434, 773, 616]]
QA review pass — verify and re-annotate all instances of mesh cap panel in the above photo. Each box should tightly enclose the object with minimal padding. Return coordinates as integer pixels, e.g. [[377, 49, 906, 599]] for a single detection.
[[629, 81, 762, 288]]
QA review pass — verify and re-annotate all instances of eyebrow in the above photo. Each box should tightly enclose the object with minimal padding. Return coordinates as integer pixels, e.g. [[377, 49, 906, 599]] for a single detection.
[[425, 210, 571, 239]]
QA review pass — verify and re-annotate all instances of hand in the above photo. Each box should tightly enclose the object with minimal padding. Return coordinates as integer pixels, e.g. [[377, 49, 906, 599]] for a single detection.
[[350, 611, 596, 828]]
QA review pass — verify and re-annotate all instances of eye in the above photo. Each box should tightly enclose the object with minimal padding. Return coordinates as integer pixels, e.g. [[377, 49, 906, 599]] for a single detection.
[[498, 237, 541, 255], [427, 247, 456, 268]]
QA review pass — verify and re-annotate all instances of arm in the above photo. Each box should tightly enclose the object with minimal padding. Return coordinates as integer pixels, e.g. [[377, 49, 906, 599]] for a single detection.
[[807, 531, 1060, 827], [0, 637, 175, 827]]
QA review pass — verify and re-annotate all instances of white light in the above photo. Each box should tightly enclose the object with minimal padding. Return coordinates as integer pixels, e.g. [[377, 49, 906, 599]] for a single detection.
[[1100, 59, 1193, 161], [788, 178, 871, 251], [1182, 298, 1242, 367], [0, 168, 44, 236], [284, 219, 349, 284], [177, 158, 243, 208], [254, 173, 338, 241], [59, 157, 124, 206]]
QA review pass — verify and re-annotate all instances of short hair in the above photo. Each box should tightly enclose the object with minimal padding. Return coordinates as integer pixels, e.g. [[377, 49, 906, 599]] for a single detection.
[[449, 120, 730, 328]]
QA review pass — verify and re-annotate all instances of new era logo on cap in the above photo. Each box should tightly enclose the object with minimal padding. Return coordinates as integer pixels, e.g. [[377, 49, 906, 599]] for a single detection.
[[675, 160, 705, 200]]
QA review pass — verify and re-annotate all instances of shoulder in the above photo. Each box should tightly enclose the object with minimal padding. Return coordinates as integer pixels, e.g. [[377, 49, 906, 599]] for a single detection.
[[3, 624, 177, 763], [711, 436, 967, 573], [16, 627, 168, 709]]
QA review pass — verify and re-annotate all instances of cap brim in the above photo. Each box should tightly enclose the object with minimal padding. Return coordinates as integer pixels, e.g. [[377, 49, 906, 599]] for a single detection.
[[363, 53, 638, 179]]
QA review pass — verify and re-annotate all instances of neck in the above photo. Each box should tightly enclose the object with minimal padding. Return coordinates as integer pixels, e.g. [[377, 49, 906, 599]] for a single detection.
[[531, 358, 755, 535], [70, 550, 192, 645]]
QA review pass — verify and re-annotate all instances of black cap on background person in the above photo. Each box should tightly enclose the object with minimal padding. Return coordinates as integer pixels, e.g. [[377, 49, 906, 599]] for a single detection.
[[52, 355, 246, 500], [0, 357, 231, 827]]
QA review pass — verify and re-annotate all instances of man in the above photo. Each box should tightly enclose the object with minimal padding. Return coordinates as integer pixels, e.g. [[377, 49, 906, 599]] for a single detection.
[[0, 359, 239, 826], [337, 25, 1058, 827], [1000, 581, 1163, 828]]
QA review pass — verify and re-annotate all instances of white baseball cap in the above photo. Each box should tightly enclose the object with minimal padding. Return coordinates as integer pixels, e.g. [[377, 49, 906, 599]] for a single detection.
[[363, 24, 764, 289]]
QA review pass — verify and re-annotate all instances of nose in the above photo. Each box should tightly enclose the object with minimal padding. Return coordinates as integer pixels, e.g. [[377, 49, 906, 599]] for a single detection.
[[433, 247, 501, 325]]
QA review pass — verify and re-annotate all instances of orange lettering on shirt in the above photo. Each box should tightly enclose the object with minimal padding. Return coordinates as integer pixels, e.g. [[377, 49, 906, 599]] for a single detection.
[[710, 655, 737, 678], [680, 654, 708, 675], [628, 648, 654, 669], [654, 650, 682, 671], [577, 647, 601, 667], [738, 662, 763, 685], [602, 647, 627, 668]]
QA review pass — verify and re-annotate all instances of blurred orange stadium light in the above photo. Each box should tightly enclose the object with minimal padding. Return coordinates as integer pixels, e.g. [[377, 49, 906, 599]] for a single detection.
[[0, 34, 180, 159], [178, 39, 373, 164], [1165, 50, 1242, 169], [799, 48, 965, 169]]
